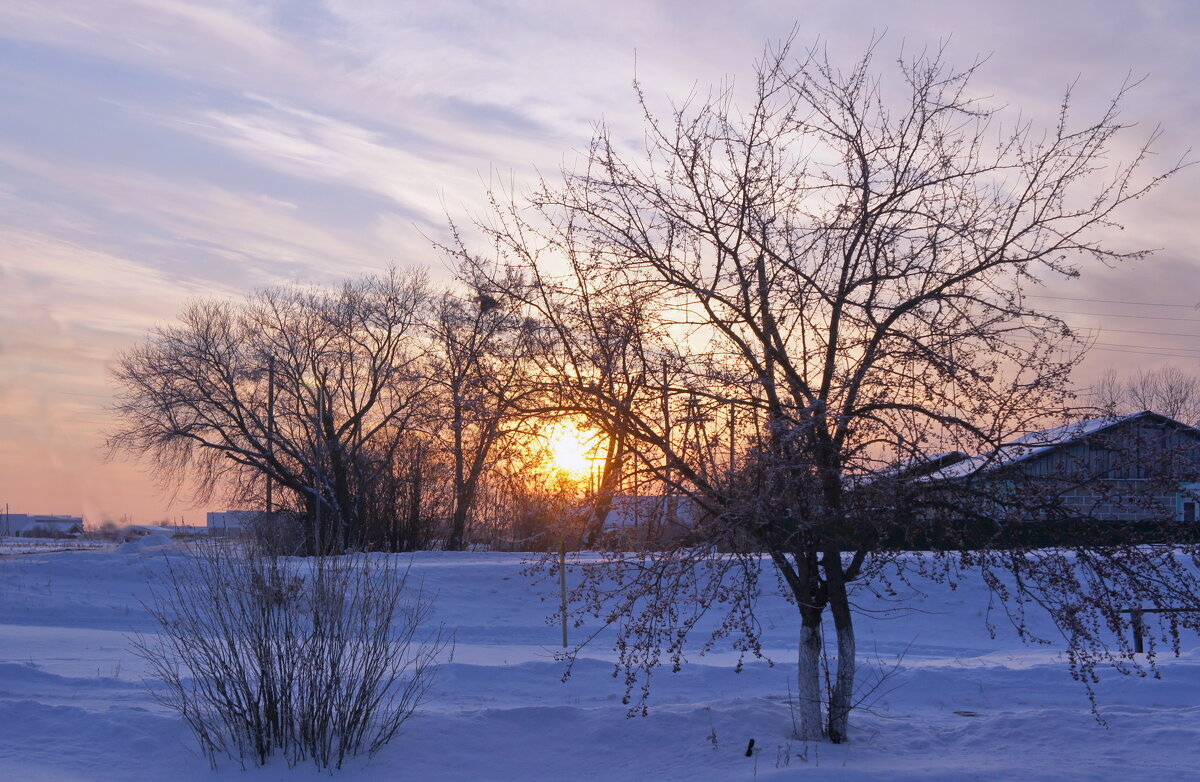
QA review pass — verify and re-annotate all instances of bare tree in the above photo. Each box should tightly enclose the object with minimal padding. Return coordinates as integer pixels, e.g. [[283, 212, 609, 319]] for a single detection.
[[1094, 365, 1200, 425], [452, 38, 1191, 742], [359, 433, 452, 552], [426, 288, 540, 550], [110, 269, 432, 554]]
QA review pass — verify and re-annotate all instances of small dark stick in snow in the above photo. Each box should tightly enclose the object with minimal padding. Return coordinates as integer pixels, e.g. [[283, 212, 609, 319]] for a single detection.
[[745, 738, 755, 757]]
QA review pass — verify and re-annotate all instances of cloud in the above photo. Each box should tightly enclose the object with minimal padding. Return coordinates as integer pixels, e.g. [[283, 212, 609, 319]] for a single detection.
[[0, 0, 312, 93], [0, 142, 411, 284], [191, 99, 469, 228]]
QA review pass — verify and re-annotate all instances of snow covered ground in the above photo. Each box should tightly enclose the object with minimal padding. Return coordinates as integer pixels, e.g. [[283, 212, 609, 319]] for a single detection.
[[0, 537, 114, 556], [1, 540, 1198, 781]]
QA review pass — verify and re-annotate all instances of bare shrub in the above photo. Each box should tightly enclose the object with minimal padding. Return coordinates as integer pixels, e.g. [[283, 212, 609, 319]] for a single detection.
[[131, 541, 447, 770], [248, 510, 307, 556]]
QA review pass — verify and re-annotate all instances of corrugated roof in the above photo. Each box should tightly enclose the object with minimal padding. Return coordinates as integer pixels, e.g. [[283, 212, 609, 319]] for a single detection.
[[924, 411, 1154, 481]]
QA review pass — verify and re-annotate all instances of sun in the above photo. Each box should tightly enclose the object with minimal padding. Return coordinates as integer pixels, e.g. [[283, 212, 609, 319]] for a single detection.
[[542, 423, 602, 479]]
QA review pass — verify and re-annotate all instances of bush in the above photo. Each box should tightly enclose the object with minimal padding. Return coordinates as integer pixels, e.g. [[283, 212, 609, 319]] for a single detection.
[[132, 541, 446, 770]]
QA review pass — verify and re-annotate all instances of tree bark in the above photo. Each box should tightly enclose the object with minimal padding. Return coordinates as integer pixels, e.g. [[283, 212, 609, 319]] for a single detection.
[[795, 607, 826, 741], [826, 581, 856, 743]]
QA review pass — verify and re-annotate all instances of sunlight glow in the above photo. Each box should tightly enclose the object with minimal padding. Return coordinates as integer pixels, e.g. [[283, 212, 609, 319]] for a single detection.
[[542, 423, 603, 480]]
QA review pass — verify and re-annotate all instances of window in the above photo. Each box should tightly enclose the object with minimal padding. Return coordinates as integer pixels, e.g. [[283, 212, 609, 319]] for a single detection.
[[1178, 483, 1200, 522]]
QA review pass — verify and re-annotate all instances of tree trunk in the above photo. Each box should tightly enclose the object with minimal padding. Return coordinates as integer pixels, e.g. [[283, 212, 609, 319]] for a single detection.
[[303, 496, 331, 557], [826, 572, 856, 743], [448, 448, 489, 551], [447, 500, 470, 551], [795, 608, 825, 741], [583, 431, 626, 547], [447, 388, 467, 551], [405, 450, 424, 551]]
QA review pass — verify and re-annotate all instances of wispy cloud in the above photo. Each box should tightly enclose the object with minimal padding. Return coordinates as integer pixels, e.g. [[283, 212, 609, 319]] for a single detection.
[[191, 98, 468, 228]]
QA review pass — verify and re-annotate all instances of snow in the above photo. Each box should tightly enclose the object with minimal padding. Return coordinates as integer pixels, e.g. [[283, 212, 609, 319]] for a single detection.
[[0, 537, 113, 556], [114, 534, 175, 553], [1, 543, 1198, 780]]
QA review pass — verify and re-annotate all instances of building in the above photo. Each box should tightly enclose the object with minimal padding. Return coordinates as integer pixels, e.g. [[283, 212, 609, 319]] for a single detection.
[[205, 510, 263, 536], [0, 514, 85, 538], [912, 411, 1200, 546], [596, 494, 705, 548], [583, 411, 1200, 551]]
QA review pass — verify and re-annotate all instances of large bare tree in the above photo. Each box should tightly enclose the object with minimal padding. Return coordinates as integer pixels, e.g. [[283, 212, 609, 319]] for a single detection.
[[110, 269, 432, 554], [452, 39, 1192, 742]]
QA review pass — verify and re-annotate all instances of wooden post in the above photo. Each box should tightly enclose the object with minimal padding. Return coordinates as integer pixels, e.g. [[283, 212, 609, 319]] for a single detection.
[[560, 533, 568, 648], [1121, 605, 1200, 653], [1131, 607, 1145, 654]]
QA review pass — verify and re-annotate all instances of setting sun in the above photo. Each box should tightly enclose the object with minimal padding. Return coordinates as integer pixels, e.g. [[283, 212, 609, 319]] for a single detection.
[[542, 423, 603, 479]]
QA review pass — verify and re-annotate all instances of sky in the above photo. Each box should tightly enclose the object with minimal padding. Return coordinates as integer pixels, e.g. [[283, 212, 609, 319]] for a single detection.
[[1, 0, 1198, 525]]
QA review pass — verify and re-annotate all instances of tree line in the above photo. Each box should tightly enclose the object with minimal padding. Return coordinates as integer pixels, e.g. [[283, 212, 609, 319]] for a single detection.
[[109, 269, 585, 555]]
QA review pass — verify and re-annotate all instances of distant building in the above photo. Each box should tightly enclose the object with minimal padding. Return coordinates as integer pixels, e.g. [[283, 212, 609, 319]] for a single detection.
[[0, 514, 85, 538], [598, 495, 704, 548], [206, 510, 262, 536]]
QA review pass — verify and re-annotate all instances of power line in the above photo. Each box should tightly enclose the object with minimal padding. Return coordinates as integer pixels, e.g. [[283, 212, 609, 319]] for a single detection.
[[1092, 340, 1200, 354], [1088, 346, 1200, 360], [1090, 327, 1200, 339], [1029, 294, 1200, 309], [1004, 334, 1200, 361], [1055, 310, 1200, 323]]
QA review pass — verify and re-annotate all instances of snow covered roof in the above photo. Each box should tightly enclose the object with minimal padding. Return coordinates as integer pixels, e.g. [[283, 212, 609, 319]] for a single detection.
[[854, 451, 969, 486], [18, 520, 84, 533], [923, 411, 1190, 481], [0, 514, 84, 536]]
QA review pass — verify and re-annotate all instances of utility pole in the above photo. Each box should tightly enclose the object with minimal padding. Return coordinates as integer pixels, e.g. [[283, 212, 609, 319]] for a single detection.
[[314, 382, 324, 554], [729, 402, 736, 479], [662, 359, 672, 537], [266, 357, 275, 514]]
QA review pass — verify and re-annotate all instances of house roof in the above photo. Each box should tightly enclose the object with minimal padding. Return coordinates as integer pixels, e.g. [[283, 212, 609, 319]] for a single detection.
[[2, 514, 83, 538], [855, 451, 969, 486], [923, 410, 1196, 481], [17, 519, 83, 530]]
